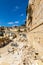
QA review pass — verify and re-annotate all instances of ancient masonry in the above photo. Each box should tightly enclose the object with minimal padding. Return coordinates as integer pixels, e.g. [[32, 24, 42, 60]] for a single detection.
[[0, 0, 43, 65], [26, 0, 43, 57]]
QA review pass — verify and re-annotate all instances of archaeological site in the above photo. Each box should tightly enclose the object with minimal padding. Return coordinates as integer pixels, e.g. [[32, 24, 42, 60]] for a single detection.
[[0, 0, 43, 65]]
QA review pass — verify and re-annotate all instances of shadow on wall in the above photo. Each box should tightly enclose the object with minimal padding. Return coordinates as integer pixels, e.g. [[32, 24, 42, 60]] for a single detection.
[[26, 4, 33, 26]]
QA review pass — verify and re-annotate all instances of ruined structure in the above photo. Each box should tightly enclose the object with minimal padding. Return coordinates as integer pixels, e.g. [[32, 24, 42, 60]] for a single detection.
[[0, 0, 43, 65], [26, 0, 43, 61]]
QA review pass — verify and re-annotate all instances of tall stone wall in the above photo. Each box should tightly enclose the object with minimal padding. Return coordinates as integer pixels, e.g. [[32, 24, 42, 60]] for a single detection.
[[26, 0, 43, 57]]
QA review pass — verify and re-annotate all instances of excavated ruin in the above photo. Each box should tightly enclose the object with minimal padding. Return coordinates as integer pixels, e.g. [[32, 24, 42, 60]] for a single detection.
[[0, 0, 43, 65]]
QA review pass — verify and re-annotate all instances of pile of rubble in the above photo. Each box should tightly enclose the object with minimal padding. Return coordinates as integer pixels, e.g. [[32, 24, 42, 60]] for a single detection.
[[0, 31, 43, 65], [0, 37, 11, 48]]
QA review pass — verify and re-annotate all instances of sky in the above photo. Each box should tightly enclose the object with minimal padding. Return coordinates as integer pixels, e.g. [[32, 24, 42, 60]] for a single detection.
[[0, 0, 28, 27]]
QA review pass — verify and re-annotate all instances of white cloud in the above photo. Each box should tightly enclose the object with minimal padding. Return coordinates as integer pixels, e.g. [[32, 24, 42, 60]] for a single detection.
[[12, 25, 16, 26], [21, 13, 24, 16], [13, 24, 18, 26], [14, 21, 19, 23], [12, 6, 19, 12], [8, 22, 14, 25], [0, 25, 1, 27], [15, 6, 19, 9]]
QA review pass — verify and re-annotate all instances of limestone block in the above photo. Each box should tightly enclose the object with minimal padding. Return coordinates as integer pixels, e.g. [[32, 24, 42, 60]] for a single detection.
[[0, 62, 10, 65], [32, 60, 43, 65]]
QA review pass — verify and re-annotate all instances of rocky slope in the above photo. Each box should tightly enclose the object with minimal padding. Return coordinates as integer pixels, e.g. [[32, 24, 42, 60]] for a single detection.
[[0, 30, 42, 65], [0, 27, 43, 65]]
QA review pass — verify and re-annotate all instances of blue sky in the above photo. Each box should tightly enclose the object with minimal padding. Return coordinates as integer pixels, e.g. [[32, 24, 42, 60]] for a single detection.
[[0, 0, 28, 27]]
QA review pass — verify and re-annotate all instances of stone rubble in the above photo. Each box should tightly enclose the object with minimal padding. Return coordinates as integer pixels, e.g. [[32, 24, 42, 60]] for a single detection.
[[0, 31, 43, 65], [0, 0, 43, 65]]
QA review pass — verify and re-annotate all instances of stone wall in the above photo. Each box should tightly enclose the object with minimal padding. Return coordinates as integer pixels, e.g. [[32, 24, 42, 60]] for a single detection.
[[26, 0, 43, 57]]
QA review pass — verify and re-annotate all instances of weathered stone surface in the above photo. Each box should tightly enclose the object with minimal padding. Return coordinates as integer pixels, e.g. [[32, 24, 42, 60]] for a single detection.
[[26, 0, 43, 65], [0, 0, 43, 65]]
